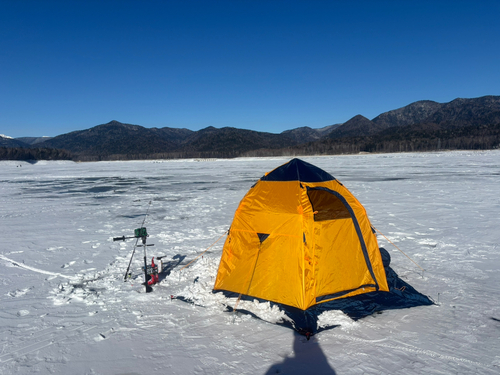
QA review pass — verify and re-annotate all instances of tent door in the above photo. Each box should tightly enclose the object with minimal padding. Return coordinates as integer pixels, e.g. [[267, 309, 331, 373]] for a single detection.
[[306, 186, 380, 301]]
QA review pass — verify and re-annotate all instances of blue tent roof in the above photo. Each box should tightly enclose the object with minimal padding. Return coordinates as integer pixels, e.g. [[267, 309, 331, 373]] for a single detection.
[[260, 158, 335, 183]]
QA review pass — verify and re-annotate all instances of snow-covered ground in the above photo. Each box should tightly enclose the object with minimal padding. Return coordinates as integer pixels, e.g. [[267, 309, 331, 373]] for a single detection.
[[1, 151, 499, 374]]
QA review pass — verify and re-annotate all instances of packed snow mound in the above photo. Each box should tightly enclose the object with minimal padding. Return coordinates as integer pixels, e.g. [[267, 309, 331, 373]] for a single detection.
[[170, 255, 292, 325]]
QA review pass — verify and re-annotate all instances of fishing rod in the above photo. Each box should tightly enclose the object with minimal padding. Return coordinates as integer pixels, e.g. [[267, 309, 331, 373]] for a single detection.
[[113, 201, 157, 293], [117, 201, 152, 281]]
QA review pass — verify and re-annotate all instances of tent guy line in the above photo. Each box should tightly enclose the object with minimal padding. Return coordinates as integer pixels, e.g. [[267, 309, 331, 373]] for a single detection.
[[373, 225, 425, 274], [179, 229, 229, 272]]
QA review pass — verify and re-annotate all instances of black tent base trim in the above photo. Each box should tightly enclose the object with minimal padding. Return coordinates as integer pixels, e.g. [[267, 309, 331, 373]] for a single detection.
[[212, 248, 433, 337], [175, 248, 433, 337], [222, 304, 340, 339]]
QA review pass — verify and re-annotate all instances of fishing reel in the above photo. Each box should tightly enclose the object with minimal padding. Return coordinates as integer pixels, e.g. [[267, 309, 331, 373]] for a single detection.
[[113, 227, 149, 243], [113, 226, 158, 293]]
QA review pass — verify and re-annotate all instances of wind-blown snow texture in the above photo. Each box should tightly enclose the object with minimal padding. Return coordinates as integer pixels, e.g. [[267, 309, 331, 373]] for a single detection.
[[1, 151, 499, 374]]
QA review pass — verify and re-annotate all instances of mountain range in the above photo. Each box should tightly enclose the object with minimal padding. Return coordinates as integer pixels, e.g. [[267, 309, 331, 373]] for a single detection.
[[2, 95, 500, 160]]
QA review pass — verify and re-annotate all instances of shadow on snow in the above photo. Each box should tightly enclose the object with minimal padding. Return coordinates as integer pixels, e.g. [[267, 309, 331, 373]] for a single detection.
[[158, 254, 186, 283], [264, 332, 337, 375]]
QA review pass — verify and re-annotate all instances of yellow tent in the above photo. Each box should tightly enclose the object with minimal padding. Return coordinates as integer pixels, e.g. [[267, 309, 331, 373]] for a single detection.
[[214, 158, 389, 311]]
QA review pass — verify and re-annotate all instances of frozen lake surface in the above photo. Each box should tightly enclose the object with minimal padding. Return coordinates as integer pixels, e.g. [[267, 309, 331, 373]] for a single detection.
[[1, 151, 499, 374]]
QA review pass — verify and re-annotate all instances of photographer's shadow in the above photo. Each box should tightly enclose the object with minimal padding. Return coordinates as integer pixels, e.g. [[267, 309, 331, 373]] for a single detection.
[[265, 332, 336, 374]]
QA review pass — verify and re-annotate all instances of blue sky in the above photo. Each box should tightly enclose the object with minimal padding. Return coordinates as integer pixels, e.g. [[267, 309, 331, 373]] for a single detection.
[[1, 0, 499, 137]]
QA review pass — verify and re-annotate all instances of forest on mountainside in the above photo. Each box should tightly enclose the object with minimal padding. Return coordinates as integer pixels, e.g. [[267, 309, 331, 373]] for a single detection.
[[0, 147, 73, 161], [2, 96, 500, 161]]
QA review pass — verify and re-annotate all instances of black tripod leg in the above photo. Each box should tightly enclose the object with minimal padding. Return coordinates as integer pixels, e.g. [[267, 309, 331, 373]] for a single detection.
[[143, 243, 153, 293], [123, 237, 140, 281]]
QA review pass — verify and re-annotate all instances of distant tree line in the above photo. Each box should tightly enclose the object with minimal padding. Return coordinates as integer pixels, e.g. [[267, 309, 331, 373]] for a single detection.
[[246, 123, 500, 157], [3, 123, 499, 162], [0, 147, 73, 161], [68, 126, 500, 161], [72, 149, 245, 161]]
